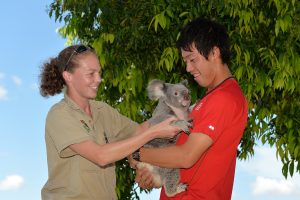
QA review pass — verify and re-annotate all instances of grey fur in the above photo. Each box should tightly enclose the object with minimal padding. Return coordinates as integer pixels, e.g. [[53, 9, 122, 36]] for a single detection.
[[137, 79, 192, 197]]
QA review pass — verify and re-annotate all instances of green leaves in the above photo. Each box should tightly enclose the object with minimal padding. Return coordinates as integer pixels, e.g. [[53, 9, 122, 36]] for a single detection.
[[158, 47, 179, 71], [149, 5, 174, 32], [275, 14, 292, 36]]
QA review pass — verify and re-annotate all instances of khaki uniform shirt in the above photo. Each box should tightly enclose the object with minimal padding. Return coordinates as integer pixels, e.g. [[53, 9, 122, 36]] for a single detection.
[[41, 94, 137, 200]]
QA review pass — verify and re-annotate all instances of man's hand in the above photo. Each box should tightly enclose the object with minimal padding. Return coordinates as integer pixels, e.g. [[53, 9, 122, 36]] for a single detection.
[[135, 166, 156, 189]]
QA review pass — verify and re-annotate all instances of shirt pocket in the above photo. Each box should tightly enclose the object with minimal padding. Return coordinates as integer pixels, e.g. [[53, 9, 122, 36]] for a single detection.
[[93, 121, 110, 144]]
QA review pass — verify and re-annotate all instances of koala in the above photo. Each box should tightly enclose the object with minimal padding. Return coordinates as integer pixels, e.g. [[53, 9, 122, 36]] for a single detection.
[[136, 79, 192, 197]]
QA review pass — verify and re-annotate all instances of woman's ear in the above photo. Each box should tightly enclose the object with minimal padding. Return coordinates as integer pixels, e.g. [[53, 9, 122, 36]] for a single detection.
[[62, 71, 72, 83]]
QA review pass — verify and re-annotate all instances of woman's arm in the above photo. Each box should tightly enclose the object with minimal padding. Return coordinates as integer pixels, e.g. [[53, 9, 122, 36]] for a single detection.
[[134, 120, 150, 135], [69, 117, 180, 167]]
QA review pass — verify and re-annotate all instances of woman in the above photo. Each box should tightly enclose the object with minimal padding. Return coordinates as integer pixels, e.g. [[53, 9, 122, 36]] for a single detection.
[[39, 44, 180, 200]]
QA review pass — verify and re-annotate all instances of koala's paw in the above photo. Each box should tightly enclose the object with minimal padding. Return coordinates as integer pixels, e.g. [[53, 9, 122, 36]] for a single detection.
[[165, 182, 188, 197], [177, 183, 188, 193], [170, 120, 192, 135]]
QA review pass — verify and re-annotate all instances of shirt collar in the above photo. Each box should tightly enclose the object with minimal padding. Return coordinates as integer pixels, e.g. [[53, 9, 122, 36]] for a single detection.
[[63, 91, 105, 113], [63, 93, 82, 111]]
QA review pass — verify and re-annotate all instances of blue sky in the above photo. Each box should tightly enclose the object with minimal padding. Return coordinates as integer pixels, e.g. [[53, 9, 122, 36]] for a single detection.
[[0, 1, 299, 200]]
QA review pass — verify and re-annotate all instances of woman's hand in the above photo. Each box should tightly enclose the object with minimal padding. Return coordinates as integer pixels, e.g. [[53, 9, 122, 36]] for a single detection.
[[149, 117, 181, 139]]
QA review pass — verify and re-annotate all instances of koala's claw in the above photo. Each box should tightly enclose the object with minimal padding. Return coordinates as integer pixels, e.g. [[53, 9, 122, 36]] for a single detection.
[[165, 182, 188, 197], [187, 118, 193, 123], [177, 183, 188, 193], [170, 120, 192, 135]]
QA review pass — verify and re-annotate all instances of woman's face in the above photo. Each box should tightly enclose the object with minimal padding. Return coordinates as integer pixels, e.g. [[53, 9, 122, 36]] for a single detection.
[[65, 53, 101, 101]]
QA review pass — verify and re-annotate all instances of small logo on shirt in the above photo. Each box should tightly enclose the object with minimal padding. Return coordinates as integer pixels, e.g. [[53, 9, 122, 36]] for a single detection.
[[208, 125, 215, 131], [195, 102, 203, 111], [80, 120, 90, 132]]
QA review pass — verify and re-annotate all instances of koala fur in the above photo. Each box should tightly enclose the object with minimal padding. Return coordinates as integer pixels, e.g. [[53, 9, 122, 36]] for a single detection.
[[136, 79, 192, 197]]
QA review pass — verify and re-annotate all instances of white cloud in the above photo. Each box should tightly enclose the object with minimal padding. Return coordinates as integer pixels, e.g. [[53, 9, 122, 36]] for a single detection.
[[252, 176, 297, 196], [240, 146, 284, 178], [240, 145, 300, 198], [0, 85, 8, 100], [11, 75, 22, 86], [0, 175, 24, 190]]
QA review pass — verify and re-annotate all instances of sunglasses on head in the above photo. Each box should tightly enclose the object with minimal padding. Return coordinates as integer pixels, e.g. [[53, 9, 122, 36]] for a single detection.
[[64, 45, 94, 71]]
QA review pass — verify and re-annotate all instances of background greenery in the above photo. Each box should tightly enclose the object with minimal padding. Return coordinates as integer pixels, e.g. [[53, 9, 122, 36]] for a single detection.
[[48, 0, 300, 199]]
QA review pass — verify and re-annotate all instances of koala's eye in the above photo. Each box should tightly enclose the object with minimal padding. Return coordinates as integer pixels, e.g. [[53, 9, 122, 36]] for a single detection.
[[174, 92, 178, 96]]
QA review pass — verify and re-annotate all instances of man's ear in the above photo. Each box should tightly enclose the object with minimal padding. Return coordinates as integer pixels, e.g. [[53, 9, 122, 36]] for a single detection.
[[62, 71, 72, 83], [211, 46, 221, 60]]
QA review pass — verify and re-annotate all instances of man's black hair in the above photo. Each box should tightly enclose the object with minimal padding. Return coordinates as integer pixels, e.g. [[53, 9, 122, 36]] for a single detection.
[[176, 17, 231, 65]]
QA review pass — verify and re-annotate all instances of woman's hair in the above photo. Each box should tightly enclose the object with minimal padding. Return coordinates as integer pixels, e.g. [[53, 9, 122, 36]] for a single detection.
[[176, 17, 231, 65], [39, 44, 95, 97]]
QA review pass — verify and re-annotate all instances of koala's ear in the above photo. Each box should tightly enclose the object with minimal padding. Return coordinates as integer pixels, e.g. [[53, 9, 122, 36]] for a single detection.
[[147, 79, 166, 100], [181, 79, 189, 87]]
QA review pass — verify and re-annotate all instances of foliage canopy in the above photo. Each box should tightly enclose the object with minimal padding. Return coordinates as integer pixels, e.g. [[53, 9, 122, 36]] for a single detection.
[[48, 0, 300, 199]]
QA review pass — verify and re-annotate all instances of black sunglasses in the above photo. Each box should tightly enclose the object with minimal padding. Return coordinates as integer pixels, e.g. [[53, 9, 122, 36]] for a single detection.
[[64, 45, 93, 71]]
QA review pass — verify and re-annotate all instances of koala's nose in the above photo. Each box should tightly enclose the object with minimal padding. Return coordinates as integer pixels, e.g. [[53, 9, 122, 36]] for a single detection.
[[182, 91, 190, 100]]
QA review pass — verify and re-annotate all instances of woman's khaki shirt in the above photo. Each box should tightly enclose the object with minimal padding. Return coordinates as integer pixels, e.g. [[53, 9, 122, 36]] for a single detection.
[[41, 95, 137, 200]]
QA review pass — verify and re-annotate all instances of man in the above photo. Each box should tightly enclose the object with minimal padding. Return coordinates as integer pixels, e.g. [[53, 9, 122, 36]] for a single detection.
[[133, 18, 248, 200]]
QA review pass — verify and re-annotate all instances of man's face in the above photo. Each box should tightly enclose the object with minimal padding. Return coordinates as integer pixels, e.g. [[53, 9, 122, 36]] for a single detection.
[[181, 45, 216, 89]]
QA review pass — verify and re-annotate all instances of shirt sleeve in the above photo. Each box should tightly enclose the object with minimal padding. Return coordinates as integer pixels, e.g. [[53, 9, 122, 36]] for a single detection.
[[46, 107, 93, 158], [191, 92, 235, 142], [96, 103, 138, 142]]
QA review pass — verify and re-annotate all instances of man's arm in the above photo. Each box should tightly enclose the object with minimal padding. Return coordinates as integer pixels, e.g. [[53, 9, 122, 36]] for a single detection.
[[140, 132, 213, 169], [134, 132, 213, 189]]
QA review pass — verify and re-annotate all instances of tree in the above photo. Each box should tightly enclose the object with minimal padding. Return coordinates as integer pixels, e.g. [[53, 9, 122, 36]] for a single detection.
[[48, 0, 300, 199]]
